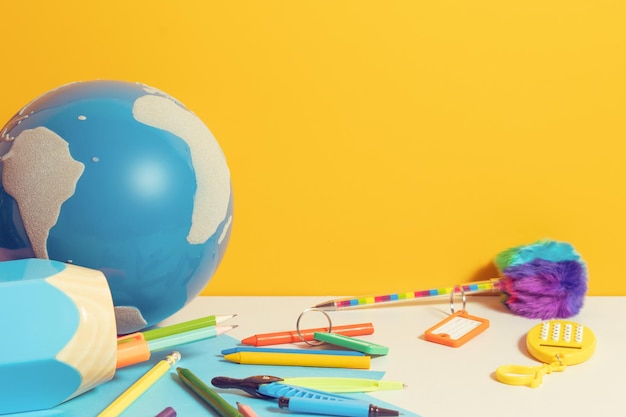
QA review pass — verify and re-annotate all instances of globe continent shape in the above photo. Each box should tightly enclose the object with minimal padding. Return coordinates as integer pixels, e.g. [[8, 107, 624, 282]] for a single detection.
[[0, 80, 233, 330]]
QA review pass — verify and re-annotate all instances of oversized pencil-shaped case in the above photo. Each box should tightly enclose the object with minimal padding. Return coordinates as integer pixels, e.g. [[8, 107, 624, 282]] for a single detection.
[[0, 258, 118, 414]]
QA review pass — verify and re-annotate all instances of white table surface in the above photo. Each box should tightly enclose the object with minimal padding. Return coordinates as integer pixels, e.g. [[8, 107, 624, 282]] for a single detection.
[[161, 295, 623, 417]]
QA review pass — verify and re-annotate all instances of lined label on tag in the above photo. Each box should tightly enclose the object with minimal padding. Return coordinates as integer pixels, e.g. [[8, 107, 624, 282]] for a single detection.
[[424, 310, 489, 348]]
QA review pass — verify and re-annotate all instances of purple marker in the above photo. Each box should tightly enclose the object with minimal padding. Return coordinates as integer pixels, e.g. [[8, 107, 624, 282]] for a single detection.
[[155, 407, 177, 417]]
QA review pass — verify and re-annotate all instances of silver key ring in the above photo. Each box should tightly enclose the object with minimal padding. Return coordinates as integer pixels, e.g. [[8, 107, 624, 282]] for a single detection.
[[450, 285, 466, 314], [296, 308, 333, 346]]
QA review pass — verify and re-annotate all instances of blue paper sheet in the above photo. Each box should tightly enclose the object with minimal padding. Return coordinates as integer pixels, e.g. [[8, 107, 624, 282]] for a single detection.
[[10, 335, 420, 417]]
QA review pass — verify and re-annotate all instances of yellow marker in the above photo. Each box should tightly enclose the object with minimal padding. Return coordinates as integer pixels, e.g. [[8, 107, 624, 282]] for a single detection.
[[97, 351, 181, 417], [223, 351, 370, 369]]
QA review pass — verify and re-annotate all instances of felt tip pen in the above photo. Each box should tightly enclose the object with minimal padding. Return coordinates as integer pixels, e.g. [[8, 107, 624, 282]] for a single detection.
[[177, 367, 244, 417], [241, 323, 374, 346], [278, 396, 399, 417], [279, 377, 406, 393], [223, 351, 370, 369]]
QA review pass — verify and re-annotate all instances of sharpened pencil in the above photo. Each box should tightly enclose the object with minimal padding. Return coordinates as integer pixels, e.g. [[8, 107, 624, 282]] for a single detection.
[[177, 367, 244, 417], [98, 352, 180, 417], [141, 314, 237, 341], [237, 402, 260, 417]]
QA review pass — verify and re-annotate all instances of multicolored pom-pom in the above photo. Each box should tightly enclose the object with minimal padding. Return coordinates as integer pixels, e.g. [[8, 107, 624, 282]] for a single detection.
[[495, 240, 588, 319]]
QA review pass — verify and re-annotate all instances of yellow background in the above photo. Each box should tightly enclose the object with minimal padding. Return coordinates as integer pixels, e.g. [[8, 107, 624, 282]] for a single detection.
[[2, 1, 625, 296]]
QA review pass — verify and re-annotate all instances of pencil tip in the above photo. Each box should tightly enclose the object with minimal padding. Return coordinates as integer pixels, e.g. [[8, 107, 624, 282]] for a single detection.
[[311, 301, 336, 310]]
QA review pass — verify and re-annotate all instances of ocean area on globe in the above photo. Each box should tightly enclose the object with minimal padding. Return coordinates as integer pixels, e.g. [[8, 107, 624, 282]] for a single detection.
[[0, 80, 233, 333]]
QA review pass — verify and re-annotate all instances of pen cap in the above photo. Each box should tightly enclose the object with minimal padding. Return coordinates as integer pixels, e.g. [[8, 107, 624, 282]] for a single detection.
[[116, 332, 151, 368], [0, 258, 118, 414]]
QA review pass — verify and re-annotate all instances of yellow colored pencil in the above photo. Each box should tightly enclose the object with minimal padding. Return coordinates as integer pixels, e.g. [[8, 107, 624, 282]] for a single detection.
[[97, 351, 181, 417], [223, 351, 370, 369]]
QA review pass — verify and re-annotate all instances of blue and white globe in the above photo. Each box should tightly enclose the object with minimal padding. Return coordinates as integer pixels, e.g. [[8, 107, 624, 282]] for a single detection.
[[0, 80, 233, 332]]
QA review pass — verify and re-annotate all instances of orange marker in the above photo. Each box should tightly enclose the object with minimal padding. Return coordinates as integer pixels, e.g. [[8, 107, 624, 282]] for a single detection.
[[241, 323, 374, 346]]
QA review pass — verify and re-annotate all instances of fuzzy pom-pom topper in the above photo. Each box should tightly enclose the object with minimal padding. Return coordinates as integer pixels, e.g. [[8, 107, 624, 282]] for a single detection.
[[495, 240, 587, 319]]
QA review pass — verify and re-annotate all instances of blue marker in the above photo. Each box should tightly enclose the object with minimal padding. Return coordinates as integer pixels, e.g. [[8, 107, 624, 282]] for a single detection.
[[278, 396, 399, 417]]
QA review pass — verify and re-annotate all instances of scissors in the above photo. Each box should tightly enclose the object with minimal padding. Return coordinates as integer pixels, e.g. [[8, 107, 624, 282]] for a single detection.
[[211, 375, 284, 398], [211, 375, 351, 400], [211, 375, 404, 399]]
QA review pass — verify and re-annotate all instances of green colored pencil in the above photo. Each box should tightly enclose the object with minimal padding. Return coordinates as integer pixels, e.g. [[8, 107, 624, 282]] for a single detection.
[[141, 314, 236, 341], [177, 367, 243, 417]]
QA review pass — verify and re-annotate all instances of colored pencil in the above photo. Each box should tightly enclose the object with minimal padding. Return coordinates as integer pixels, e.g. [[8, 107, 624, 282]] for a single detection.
[[141, 314, 237, 341], [97, 352, 180, 417], [237, 402, 260, 417], [176, 367, 244, 417], [117, 325, 236, 368]]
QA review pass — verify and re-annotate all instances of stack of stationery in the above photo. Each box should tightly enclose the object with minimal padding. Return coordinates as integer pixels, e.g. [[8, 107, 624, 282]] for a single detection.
[[208, 326, 405, 417], [50, 333, 419, 417], [223, 328, 390, 370], [88, 315, 239, 417], [179, 366, 400, 417]]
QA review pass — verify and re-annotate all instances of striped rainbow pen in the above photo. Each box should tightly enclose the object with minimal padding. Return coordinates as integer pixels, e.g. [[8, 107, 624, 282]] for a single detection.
[[312, 239, 587, 313], [311, 278, 503, 310]]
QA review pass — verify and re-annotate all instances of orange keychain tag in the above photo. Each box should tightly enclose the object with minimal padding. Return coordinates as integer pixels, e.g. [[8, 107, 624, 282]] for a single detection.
[[424, 310, 490, 347], [424, 286, 489, 348]]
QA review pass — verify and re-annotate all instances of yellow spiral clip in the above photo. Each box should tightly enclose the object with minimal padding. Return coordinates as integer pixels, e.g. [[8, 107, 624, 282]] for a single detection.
[[496, 360, 567, 388]]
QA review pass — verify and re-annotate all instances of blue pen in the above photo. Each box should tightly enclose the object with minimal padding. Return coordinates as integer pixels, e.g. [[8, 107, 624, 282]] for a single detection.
[[278, 396, 399, 417], [221, 347, 365, 356]]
